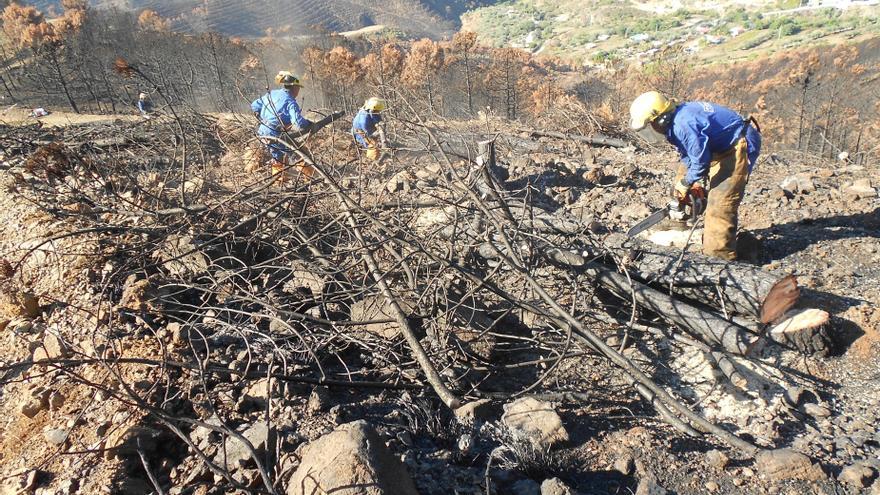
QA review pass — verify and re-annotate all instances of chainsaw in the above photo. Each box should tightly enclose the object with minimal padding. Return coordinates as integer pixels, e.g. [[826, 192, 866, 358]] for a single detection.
[[626, 188, 707, 237]]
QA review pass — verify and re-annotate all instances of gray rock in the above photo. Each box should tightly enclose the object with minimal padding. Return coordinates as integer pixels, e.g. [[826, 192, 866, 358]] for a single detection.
[[541, 477, 575, 495], [705, 449, 729, 470], [385, 171, 413, 194], [307, 386, 331, 413], [215, 422, 270, 470], [838, 462, 877, 487], [754, 449, 825, 481], [802, 403, 832, 418], [511, 479, 541, 495], [844, 179, 877, 199], [287, 420, 418, 495], [613, 454, 635, 475], [44, 427, 69, 445], [502, 397, 568, 450], [349, 295, 414, 339], [157, 235, 209, 277], [780, 174, 815, 194], [189, 415, 223, 451], [635, 474, 667, 495]]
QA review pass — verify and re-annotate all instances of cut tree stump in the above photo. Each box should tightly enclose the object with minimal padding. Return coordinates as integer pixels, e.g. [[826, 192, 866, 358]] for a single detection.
[[769, 308, 832, 356]]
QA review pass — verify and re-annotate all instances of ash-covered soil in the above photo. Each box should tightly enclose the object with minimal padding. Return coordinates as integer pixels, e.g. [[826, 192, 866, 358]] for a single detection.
[[0, 115, 877, 495]]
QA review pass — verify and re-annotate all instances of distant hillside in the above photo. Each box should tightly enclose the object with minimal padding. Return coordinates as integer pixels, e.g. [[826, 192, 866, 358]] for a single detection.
[[24, 0, 499, 38], [461, 0, 880, 65]]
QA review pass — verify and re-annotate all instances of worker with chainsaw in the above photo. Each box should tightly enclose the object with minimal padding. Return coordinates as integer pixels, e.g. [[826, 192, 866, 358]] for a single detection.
[[629, 91, 761, 260], [351, 97, 387, 161], [250, 71, 314, 180]]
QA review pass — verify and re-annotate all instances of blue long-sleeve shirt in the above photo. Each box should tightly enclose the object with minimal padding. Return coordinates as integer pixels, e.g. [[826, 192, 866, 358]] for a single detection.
[[351, 109, 383, 147], [137, 100, 152, 115], [251, 89, 311, 138], [665, 102, 761, 185]]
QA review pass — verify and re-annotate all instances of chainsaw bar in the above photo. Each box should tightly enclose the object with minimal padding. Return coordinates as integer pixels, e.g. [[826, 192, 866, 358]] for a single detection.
[[625, 207, 669, 237]]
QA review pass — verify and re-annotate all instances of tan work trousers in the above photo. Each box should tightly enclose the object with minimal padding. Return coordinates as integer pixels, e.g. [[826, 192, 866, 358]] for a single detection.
[[360, 135, 381, 162], [676, 137, 750, 260]]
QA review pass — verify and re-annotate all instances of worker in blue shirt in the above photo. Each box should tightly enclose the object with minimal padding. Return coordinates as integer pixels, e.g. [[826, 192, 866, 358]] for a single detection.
[[630, 91, 761, 260], [351, 97, 387, 161], [137, 93, 152, 118], [251, 71, 314, 180]]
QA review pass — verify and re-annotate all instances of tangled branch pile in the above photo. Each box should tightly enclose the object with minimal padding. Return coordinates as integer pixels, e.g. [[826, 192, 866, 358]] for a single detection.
[[0, 111, 835, 494]]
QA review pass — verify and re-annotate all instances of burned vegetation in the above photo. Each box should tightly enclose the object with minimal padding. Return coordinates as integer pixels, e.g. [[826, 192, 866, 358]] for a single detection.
[[0, 97, 872, 495]]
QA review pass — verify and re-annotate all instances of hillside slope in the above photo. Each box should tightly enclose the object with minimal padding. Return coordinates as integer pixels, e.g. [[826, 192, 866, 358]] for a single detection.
[[462, 0, 880, 64], [26, 0, 499, 38]]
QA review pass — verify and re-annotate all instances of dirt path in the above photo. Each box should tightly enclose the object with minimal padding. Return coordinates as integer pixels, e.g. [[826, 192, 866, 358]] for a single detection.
[[0, 107, 143, 127]]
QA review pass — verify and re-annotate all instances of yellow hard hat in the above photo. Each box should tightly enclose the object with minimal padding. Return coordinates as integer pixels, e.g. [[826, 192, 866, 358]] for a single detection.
[[629, 91, 674, 130], [275, 70, 304, 88], [363, 97, 387, 112]]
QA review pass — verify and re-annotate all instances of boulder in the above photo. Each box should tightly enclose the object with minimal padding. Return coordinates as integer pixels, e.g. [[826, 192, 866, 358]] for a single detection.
[[349, 295, 413, 339], [287, 421, 418, 495], [215, 422, 270, 470], [780, 174, 815, 194], [502, 397, 568, 449], [384, 171, 413, 194], [635, 474, 666, 495], [43, 427, 69, 445], [838, 462, 877, 488], [43, 332, 69, 359], [705, 449, 729, 470], [844, 179, 877, 200], [754, 449, 825, 481], [156, 235, 209, 278], [541, 477, 575, 495]]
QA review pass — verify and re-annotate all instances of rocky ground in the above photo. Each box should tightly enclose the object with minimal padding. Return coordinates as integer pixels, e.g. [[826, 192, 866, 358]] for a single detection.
[[0, 112, 877, 495]]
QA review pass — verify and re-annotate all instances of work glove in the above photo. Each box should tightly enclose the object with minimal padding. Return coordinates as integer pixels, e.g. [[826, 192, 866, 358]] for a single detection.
[[674, 179, 707, 216], [674, 178, 691, 200]]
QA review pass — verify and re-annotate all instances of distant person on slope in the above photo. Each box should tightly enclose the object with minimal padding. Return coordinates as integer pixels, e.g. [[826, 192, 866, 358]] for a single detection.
[[351, 97, 387, 162], [137, 92, 153, 118], [250, 71, 314, 181], [629, 91, 761, 260]]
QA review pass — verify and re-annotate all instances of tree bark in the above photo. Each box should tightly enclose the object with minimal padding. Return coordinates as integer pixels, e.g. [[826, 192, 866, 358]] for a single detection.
[[600, 233, 800, 323], [581, 262, 763, 355], [525, 129, 629, 148]]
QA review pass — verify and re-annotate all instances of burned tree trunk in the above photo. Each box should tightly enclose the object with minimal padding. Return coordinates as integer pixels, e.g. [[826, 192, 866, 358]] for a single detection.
[[600, 233, 800, 324], [582, 263, 763, 356]]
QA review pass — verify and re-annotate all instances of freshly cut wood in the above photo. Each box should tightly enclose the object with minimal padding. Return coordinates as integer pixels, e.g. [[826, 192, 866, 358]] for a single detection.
[[769, 309, 831, 356], [601, 233, 800, 323]]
